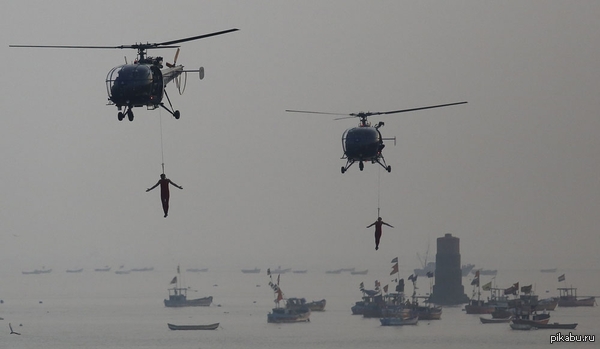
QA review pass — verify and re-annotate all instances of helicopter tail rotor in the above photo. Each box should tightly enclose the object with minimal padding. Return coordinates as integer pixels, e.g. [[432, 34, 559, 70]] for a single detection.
[[165, 48, 180, 68]]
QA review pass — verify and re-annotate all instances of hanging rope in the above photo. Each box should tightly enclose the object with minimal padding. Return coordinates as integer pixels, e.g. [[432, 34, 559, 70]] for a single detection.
[[377, 166, 381, 217], [159, 108, 165, 174]]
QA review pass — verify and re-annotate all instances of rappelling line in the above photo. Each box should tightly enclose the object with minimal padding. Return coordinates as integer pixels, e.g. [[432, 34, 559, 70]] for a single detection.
[[159, 108, 165, 174], [377, 166, 381, 217]]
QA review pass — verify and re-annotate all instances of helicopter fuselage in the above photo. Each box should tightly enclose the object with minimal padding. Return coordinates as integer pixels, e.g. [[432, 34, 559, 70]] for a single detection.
[[342, 126, 383, 162]]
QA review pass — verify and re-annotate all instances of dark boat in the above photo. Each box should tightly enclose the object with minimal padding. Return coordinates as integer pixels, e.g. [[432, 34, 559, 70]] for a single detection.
[[480, 316, 512, 324], [534, 322, 578, 330], [512, 313, 550, 326], [267, 307, 311, 323], [286, 298, 326, 311], [164, 288, 212, 307], [241, 267, 261, 274], [350, 269, 368, 275], [186, 268, 208, 272], [557, 287, 596, 307], [380, 315, 419, 326], [66, 268, 83, 273], [94, 267, 111, 272], [167, 323, 219, 330]]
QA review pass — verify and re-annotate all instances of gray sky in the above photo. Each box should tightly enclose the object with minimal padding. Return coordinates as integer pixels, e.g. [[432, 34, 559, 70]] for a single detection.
[[2, 1, 599, 273]]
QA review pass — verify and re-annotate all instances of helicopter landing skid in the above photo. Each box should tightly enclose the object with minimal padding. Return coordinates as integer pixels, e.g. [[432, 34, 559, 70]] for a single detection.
[[117, 107, 135, 122], [340, 157, 391, 174]]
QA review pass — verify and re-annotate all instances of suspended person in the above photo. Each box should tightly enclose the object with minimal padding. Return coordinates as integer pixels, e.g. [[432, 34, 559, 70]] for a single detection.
[[146, 173, 182, 217], [366, 217, 394, 250]]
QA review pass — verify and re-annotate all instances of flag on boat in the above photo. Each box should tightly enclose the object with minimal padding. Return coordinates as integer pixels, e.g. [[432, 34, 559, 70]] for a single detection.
[[521, 284, 532, 294], [177, 265, 180, 274], [390, 263, 399, 275], [359, 282, 365, 291], [426, 271, 434, 278], [267, 268, 271, 276], [558, 274, 565, 282], [391, 257, 398, 263], [504, 282, 519, 295], [277, 274, 280, 285], [408, 274, 417, 282], [276, 288, 284, 302], [471, 275, 479, 286], [482, 281, 492, 291], [170, 276, 177, 284], [383, 284, 389, 293]]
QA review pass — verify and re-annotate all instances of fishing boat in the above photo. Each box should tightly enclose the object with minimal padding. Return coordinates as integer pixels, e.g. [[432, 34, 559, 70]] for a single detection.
[[350, 269, 368, 275], [131, 267, 154, 272], [557, 287, 596, 307], [325, 269, 343, 274], [512, 313, 550, 326], [510, 323, 535, 331], [167, 323, 219, 330], [267, 271, 311, 323], [164, 267, 213, 307], [380, 315, 419, 326], [285, 298, 326, 311], [534, 322, 578, 330], [94, 266, 111, 272], [480, 316, 512, 324], [66, 268, 83, 273], [241, 267, 261, 274], [186, 268, 208, 272]]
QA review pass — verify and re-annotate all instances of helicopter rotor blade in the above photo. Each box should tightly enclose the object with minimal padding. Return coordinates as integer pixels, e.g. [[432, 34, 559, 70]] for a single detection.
[[155, 28, 239, 47], [285, 110, 350, 116], [9, 44, 180, 50], [370, 101, 468, 116]]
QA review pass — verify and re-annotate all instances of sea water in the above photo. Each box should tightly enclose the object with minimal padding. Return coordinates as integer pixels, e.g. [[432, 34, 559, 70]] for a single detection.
[[1, 268, 598, 348]]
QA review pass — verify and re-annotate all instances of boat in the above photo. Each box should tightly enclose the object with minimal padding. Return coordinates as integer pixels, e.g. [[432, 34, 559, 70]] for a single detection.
[[510, 323, 535, 330], [267, 273, 311, 323], [167, 323, 219, 330], [325, 269, 343, 274], [472, 268, 497, 276], [534, 322, 578, 330], [66, 268, 83, 273], [540, 268, 557, 273], [22, 268, 52, 275], [350, 269, 368, 275], [292, 270, 307, 274], [164, 267, 213, 307], [512, 313, 550, 326], [415, 304, 442, 320], [94, 267, 111, 272], [480, 316, 512, 324], [267, 307, 311, 323], [131, 267, 154, 272], [241, 267, 261, 274], [270, 267, 291, 274], [557, 287, 596, 307], [285, 298, 326, 311], [380, 315, 419, 326], [115, 270, 130, 274]]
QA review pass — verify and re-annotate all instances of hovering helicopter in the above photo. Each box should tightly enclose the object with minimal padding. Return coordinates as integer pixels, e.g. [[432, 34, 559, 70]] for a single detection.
[[10, 29, 238, 121], [286, 101, 467, 173]]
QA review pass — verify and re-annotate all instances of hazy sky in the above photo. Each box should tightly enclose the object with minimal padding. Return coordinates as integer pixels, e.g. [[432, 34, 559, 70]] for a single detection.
[[2, 1, 599, 273]]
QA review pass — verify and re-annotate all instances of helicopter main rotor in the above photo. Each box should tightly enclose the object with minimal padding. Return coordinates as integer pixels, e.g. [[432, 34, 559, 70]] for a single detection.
[[286, 101, 467, 126], [10, 28, 239, 61]]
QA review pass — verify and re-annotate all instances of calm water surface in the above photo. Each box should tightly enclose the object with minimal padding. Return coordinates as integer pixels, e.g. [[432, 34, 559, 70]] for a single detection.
[[1, 268, 598, 348]]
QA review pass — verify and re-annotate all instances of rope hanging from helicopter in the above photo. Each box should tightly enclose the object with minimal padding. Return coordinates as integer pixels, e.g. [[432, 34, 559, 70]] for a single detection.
[[377, 166, 382, 217], [159, 108, 165, 174]]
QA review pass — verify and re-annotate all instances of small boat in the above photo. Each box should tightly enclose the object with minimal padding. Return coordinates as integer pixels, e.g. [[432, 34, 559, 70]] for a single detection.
[[267, 307, 311, 323], [270, 267, 291, 274], [164, 288, 212, 307], [350, 269, 368, 275], [534, 322, 578, 330], [241, 267, 261, 274], [66, 268, 83, 273], [286, 298, 326, 311], [380, 315, 419, 326], [22, 268, 52, 275], [131, 267, 154, 272], [115, 270, 130, 274], [510, 323, 535, 331], [512, 313, 550, 326], [167, 323, 219, 331], [292, 270, 308, 274], [94, 267, 111, 272], [325, 269, 343, 274], [480, 316, 512, 324], [557, 287, 596, 307]]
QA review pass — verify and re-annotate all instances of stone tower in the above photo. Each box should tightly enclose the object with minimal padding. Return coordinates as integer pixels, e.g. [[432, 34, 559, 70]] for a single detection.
[[429, 233, 469, 305]]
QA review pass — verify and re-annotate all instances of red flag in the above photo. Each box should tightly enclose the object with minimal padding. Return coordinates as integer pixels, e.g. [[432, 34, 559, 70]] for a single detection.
[[276, 289, 283, 302]]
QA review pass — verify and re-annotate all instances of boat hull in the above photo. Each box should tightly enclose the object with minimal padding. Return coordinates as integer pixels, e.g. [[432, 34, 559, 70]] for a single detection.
[[480, 316, 512, 324], [380, 316, 419, 326], [164, 296, 213, 307], [558, 297, 595, 307], [267, 308, 310, 323], [167, 323, 219, 330]]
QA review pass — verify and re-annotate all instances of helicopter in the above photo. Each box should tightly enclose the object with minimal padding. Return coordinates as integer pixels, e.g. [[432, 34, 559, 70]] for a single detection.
[[10, 29, 238, 121], [286, 101, 467, 173]]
